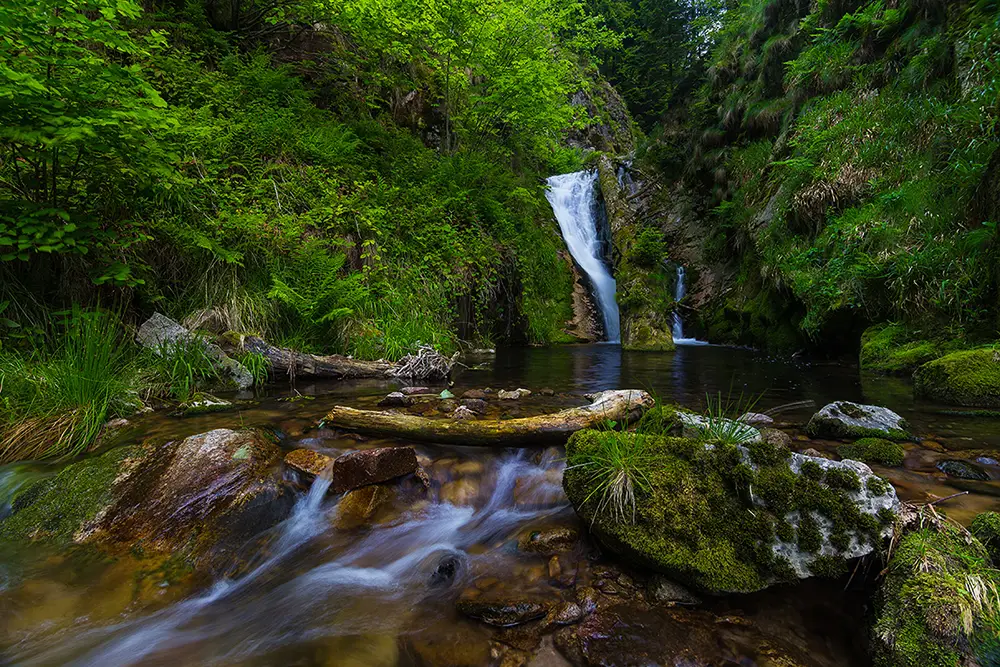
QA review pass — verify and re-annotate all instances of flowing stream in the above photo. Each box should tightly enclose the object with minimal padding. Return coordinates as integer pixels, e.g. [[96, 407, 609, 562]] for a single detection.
[[546, 171, 621, 342]]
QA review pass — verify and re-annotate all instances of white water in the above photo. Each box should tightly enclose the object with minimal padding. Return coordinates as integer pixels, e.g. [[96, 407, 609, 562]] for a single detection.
[[672, 265, 708, 346], [546, 171, 621, 342]]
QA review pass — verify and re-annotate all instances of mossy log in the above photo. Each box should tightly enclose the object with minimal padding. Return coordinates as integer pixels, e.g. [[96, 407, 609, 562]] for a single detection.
[[243, 335, 394, 380], [320, 390, 654, 446]]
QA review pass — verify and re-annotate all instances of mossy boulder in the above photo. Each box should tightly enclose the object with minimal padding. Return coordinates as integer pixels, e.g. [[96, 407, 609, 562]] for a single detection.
[[971, 512, 1000, 564], [563, 429, 898, 594], [0, 429, 294, 565], [860, 324, 943, 375], [873, 520, 1000, 667], [838, 438, 905, 467], [806, 401, 910, 441], [914, 348, 1000, 407]]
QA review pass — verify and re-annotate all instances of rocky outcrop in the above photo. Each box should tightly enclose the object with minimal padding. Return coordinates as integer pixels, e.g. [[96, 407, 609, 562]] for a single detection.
[[0, 429, 293, 562], [564, 428, 898, 594], [562, 251, 603, 342], [913, 347, 1000, 407], [565, 77, 634, 155], [806, 401, 910, 440], [138, 313, 253, 389]]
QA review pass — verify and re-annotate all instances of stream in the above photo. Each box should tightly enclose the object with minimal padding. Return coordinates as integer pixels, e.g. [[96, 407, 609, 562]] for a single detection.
[[2, 344, 1000, 666]]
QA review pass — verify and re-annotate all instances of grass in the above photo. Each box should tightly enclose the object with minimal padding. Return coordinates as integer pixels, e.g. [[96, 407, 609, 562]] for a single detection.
[[696, 390, 763, 446], [0, 308, 143, 464], [143, 338, 221, 402]]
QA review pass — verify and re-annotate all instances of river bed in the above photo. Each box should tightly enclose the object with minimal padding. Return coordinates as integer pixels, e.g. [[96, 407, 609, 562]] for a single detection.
[[2, 344, 998, 666]]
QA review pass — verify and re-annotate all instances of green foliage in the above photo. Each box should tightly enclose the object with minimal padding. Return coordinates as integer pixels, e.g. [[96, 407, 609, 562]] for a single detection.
[[972, 512, 1000, 565], [143, 338, 220, 402], [695, 391, 762, 446], [914, 347, 1000, 407], [233, 351, 269, 388], [0, 308, 143, 463], [839, 438, 906, 467], [860, 324, 947, 375]]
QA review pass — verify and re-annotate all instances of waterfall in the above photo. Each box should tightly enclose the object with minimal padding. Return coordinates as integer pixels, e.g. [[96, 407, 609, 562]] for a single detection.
[[546, 171, 621, 343], [671, 265, 708, 346]]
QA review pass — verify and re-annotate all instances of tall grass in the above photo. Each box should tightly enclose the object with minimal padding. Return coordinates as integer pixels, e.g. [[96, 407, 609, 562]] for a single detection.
[[567, 422, 657, 524], [0, 309, 142, 464]]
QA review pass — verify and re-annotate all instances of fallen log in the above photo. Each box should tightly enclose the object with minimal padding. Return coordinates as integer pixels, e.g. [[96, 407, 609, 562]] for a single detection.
[[319, 389, 654, 446], [243, 335, 394, 380]]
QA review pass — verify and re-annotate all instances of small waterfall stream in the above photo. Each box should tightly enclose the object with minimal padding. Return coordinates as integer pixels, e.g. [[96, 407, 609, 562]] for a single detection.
[[671, 265, 708, 346], [546, 171, 620, 343]]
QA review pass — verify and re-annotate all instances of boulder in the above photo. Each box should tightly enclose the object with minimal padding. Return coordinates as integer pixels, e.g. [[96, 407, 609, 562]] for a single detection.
[[330, 447, 418, 493], [806, 401, 910, 440], [333, 485, 395, 529], [914, 347, 1000, 407], [137, 313, 252, 390], [461, 389, 488, 400], [498, 388, 532, 400], [377, 392, 412, 408], [1, 429, 293, 560], [564, 429, 899, 594]]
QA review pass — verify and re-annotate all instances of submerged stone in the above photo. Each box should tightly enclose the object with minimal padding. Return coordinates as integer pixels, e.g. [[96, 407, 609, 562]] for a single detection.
[[456, 597, 549, 627], [914, 347, 1000, 407], [173, 392, 235, 417], [377, 392, 412, 408], [518, 526, 580, 555], [498, 388, 531, 400], [564, 429, 898, 594], [936, 459, 991, 481], [806, 401, 910, 441]]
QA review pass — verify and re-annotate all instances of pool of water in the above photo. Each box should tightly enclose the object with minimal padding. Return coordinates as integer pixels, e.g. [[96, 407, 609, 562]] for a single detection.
[[1, 344, 997, 666]]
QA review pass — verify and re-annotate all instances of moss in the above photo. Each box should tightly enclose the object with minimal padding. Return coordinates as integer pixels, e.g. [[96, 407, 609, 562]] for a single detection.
[[823, 468, 861, 492], [874, 523, 1000, 667], [808, 555, 849, 578], [866, 476, 892, 496], [799, 459, 823, 480], [860, 324, 943, 375], [839, 438, 905, 467], [0, 445, 138, 544], [747, 438, 792, 466], [971, 512, 1000, 564], [914, 347, 1000, 407], [564, 429, 890, 594]]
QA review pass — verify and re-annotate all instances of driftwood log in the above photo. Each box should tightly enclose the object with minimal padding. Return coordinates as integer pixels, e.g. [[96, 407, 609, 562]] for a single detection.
[[319, 389, 654, 446], [243, 336, 394, 380]]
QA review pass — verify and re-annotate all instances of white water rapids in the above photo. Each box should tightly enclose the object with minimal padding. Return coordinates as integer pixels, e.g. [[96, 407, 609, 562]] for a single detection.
[[546, 171, 621, 342]]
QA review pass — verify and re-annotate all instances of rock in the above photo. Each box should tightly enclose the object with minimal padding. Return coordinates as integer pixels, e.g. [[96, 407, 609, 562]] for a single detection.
[[461, 398, 488, 414], [738, 412, 773, 426], [838, 438, 906, 467], [452, 406, 477, 420], [174, 392, 234, 417], [564, 429, 899, 594], [331, 447, 418, 493], [539, 388, 556, 397], [334, 485, 394, 529], [462, 389, 488, 400], [647, 576, 700, 605], [550, 601, 585, 625], [400, 386, 431, 395], [760, 428, 792, 448], [1, 429, 293, 560], [137, 313, 252, 390], [806, 401, 910, 440], [873, 518, 999, 667], [441, 478, 479, 506], [977, 456, 1000, 466], [936, 459, 990, 481], [914, 348, 1000, 407], [439, 388, 455, 399], [377, 392, 412, 408], [285, 448, 334, 479], [518, 527, 580, 555], [498, 388, 532, 400], [457, 598, 549, 627], [452, 460, 484, 476], [801, 447, 831, 459]]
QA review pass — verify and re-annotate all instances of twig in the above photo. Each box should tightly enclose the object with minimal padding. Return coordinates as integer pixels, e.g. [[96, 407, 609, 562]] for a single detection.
[[924, 491, 969, 507]]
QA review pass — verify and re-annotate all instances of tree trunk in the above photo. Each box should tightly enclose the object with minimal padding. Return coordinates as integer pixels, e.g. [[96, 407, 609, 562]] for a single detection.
[[320, 390, 654, 446], [243, 336, 394, 380]]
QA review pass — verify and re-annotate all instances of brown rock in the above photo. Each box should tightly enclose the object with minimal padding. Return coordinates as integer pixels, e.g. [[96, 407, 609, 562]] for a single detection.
[[377, 392, 412, 408], [518, 526, 580, 555], [462, 389, 488, 400], [331, 447, 418, 493], [548, 556, 562, 580], [452, 406, 477, 420], [285, 448, 334, 478], [333, 485, 394, 529], [760, 428, 792, 448], [457, 598, 549, 627], [461, 398, 488, 414], [441, 478, 480, 506], [400, 386, 431, 395]]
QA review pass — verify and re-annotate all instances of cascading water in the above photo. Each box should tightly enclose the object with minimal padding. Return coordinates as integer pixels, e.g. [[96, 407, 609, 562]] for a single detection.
[[546, 171, 621, 343], [671, 265, 708, 346]]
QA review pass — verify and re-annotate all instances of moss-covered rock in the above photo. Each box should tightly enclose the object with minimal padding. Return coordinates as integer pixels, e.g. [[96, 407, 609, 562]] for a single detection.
[[971, 512, 1000, 564], [860, 324, 943, 375], [838, 438, 906, 467], [806, 401, 910, 441], [873, 521, 1000, 667], [914, 348, 1000, 407], [563, 429, 898, 594]]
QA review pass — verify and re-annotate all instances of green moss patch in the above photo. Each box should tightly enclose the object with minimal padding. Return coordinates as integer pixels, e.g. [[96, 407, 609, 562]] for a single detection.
[[914, 348, 1000, 408], [563, 429, 894, 594], [860, 324, 943, 375], [838, 438, 905, 467], [971, 512, 1000, 565]]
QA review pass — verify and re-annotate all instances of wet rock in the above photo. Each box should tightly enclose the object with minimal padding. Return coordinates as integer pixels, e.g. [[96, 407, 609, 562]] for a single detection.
[[441, 478, 479, 506], [539, 388, 556, 397], [647, 575, 700, 605], [173, 392, 235, 417], [550, 601, 585, 625], [498, 388, 532, 400], [439, 399, 457, 413], [457, 598, 549, 627], [453, 460, 485, 476], [548, 556, 562, 580], [978, 456, 1000, 466], [400, 386, 431, 395], [518, 526, 580, 555], [739, 412, 774, 426], [913, 348, 1000, 407], [333, 484, 394, 529], [285, 448, 334, 479], [137, 313, 252, 390], [806, 401, 910, 440], [937, 459, 990, 481], [462, 389, 488, 400], [461, 398, 488, 414], [1, 429, 294, 561], [377, 392, 412, 408], [452, 406, 477, 420], [429, 554, 463, 586], [331, 447, 418, 493], [801, 447, 831, 459], [760, 428, 792, 448]]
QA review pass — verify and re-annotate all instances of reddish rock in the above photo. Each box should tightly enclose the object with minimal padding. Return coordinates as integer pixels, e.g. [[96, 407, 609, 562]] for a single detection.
[[400, 386, 431, 395], [285, 448, 334, 478], [462, 389, 488, 400], [331, 447, 418, 493]]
